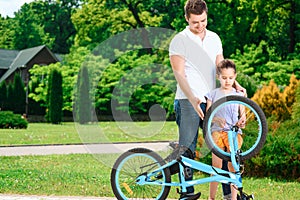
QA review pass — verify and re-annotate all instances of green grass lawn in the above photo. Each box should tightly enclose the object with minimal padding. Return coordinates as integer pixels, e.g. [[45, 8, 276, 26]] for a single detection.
[[0, 122, 178, 146], [0, 122, 299, 199], [0, 154, 299, 199]]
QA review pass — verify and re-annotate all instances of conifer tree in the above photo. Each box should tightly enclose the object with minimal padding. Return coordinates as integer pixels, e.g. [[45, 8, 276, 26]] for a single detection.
[[48, 69, 63, 124], [6, 84, 14, 111], [13, 73, 26, 114], [45, 70, 53, 122], [77, 66, 91, 124], [0, 81, 7, 110]]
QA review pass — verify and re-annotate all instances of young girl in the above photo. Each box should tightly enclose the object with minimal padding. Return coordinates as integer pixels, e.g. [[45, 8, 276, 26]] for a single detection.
[[206, 59, 245, 200]]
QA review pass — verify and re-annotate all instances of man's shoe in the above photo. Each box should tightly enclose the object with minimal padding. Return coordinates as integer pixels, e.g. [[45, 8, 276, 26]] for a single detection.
[[179, 192, 201, 200]]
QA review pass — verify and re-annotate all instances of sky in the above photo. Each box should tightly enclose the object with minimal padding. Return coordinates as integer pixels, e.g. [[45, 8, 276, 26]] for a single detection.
[[0, 0, 35, 18]]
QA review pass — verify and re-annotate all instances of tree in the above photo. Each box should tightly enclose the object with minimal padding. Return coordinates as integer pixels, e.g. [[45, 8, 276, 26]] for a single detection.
[[13, 1, 52, 50], [251, 0, 299, 57], [231, 40, 300, 87], [0, 81, 7, 110], [72, 0, 163, 48], [76, 66, 91, 124], [43, 0, 79, 53], [48, 69, 63, 124], [13, 73, 26, 114], [0, 16, 15, 49], [13, 0, 79, 53], [6, 84, 14, 111]]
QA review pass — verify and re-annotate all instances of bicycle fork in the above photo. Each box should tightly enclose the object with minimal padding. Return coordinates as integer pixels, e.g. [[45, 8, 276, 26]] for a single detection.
[[228, 129, 254, 200]]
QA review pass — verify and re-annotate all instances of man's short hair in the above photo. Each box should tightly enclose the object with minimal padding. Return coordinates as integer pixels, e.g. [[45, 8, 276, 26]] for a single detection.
[[184, 0, 208, 19]]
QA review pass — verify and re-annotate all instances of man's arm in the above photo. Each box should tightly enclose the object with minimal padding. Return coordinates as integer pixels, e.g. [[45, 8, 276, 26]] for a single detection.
[[170, 55, 204, 119], [234, 81, 247, 96], [216, 54, 224, 66]]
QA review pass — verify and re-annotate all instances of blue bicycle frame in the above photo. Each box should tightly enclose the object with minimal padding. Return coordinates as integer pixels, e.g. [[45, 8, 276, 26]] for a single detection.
[[135, 129, 243, 194]]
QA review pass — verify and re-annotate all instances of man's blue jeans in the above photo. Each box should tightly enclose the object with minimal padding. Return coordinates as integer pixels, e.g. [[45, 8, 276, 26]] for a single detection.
[[174, 99, 231, 196], [174, 99, 206, 193]]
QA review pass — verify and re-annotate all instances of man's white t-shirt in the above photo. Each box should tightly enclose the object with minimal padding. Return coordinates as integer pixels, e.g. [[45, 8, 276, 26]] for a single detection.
[[169, 27, 223, 102]]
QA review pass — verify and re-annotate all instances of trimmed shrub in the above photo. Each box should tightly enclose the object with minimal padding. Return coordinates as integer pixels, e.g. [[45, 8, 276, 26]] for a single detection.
[[283, 74, 299, 117], [252, 80, 289, 121], [244, 118, 300, 181], [0, 111, 28, 129]]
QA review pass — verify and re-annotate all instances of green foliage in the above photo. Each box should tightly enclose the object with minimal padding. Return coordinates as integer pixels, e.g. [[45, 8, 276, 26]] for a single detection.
[[95, 50, 175, 117], [0, 111, 28, 129], [48, 69, 63, 124], [29, 47, 91, 112], [251, 0, 299, 56], [235, 73, 258, 98], [6, 84, 14, 111], [13, 73, 26, 114], [0, 17, 15, 49], [231, 40, 300, 87], [0, 81, 7, 109], [3, 0, 300, 118], [13, 1, 53, 50], [245, 118, 300, 180], [292, 82, 300, 122], [6, 0, 79, 53], [76, 66, 92, 124]]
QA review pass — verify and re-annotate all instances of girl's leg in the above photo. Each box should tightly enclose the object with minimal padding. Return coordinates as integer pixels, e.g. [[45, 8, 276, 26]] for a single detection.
[[209, 153, 222, 199], [228, 162, 238, 200]]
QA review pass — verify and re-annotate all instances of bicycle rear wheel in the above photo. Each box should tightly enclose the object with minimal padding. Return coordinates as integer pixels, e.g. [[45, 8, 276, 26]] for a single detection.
[[111, 148, 171, 200], [203, 95, 268, 161]]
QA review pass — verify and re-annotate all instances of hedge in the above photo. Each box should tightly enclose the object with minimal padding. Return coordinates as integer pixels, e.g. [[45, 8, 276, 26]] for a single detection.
[[0, 111, 28, 129]]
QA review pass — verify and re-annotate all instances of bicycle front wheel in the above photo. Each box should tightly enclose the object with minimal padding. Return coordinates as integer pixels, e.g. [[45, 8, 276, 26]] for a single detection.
[[111, 148, 171, 200], [203, 95, 268, 161]]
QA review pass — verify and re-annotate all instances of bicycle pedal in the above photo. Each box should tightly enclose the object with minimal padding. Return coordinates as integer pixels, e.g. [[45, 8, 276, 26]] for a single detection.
[[179, 192, 201, 200]]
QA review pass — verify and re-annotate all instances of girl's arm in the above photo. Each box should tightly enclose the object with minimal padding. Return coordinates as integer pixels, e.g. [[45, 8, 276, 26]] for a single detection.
[[237, 104, 246, 128]]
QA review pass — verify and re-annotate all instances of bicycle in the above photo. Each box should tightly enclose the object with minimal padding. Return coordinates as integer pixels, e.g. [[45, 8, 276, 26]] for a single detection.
[[110, 95, 268, 199]]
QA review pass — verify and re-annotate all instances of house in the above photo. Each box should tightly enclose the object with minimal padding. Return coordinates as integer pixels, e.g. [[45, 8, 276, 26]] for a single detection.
[[0, 45, 61, 84], [0, 45, 61, 117]]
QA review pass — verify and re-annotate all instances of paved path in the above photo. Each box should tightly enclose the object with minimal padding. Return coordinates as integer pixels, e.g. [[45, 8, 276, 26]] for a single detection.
[[0, 142, 171, 156]]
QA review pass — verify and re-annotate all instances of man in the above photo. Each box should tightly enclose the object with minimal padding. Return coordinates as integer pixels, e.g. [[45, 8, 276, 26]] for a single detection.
[[169, 0, 235, 199]]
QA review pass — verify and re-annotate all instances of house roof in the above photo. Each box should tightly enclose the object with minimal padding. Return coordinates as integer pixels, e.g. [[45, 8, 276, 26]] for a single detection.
[[0, 49, 19, 69], [0, 45, 60, 83]]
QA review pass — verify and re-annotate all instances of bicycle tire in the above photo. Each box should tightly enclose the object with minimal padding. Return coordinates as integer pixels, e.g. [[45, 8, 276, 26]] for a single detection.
[[203, 95, 268, 161], [111, 148, 171, 200]]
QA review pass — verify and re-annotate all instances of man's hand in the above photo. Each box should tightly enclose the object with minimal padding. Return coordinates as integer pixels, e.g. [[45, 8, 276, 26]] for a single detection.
[[190, 96, 204, 120], [234, 80, 247, 97]]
